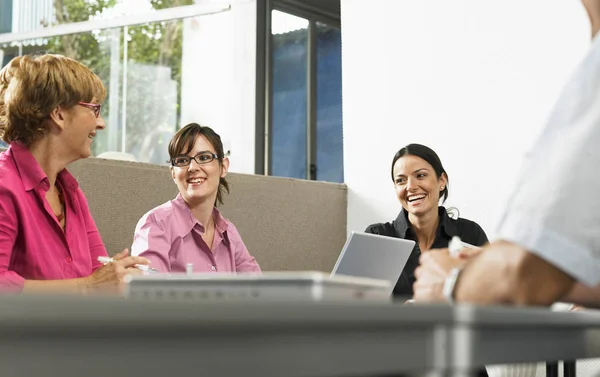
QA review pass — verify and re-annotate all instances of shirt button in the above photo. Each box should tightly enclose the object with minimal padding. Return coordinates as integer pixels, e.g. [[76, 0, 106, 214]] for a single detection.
[[211, 266, 216, 271], [66, 257, 72, 263]]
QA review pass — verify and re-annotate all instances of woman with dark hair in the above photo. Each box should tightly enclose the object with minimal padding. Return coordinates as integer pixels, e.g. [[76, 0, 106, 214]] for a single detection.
[[131, 123, 261, 273], [366, 143, 487, 298]]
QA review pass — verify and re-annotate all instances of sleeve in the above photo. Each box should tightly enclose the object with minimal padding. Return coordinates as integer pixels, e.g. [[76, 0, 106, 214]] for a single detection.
[[77, 189, 108, 271], [227, 223, 261, 273], [130, 212, 171, 272], [0, 190, 25, 291], [495, 35, 600, 286], [467, 221, 488, 247]]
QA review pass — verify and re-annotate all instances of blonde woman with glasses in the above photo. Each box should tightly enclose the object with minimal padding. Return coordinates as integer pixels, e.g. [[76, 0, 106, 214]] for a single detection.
[[0, 54, 149, 294]]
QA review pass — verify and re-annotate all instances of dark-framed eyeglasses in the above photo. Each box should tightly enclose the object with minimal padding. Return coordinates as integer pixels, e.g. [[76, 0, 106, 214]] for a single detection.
[[78, 102, 102, 118], [170, 152, 221, 167]]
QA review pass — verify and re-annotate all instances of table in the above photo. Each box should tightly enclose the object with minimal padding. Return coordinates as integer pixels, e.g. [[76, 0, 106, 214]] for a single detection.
[[1, 295, 599, 377]]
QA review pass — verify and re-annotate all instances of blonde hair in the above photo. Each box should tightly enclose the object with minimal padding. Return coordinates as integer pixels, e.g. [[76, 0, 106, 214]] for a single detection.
[[0, 54, 106, 146]]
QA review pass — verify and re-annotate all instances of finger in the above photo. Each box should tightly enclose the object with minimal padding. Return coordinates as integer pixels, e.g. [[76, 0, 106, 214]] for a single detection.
[[413, 285, 439, 302], [115, 256, 150, 267], [125, 267, 144, 276], [428, 248, 449, 253], [414, 265, 426, 279], [112, 248, 130, 260], [419, 252, 432, 264], [420, 249, 449, 263]]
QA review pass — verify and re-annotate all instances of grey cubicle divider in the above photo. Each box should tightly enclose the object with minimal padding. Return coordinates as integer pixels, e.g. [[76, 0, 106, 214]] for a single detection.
[[68, 157, 347, 272]]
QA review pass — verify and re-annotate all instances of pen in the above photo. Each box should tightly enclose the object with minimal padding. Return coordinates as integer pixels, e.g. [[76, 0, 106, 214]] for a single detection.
[[97, 256, 159, 273], [449, 236, 463, 258]]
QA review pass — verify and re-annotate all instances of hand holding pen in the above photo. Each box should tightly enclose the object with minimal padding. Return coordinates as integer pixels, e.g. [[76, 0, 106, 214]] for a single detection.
[[413, 237, 482, 303], [449, 236, 482, 259], [97, 256, 159, 273], [82, 249, 152, 294]]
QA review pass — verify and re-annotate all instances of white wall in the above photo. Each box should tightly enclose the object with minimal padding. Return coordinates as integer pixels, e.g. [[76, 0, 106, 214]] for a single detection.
[[181, 0, 256, 174], [341, 0, 591, 238]]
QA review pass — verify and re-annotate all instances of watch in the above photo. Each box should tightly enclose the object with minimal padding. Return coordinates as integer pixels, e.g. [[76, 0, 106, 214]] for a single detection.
[[442, 267, 463, 303]]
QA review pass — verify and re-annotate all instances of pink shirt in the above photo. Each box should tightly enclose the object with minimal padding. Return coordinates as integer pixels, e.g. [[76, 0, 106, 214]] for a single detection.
[[0, 143, 107, 292], [131, 194, 261, 274]]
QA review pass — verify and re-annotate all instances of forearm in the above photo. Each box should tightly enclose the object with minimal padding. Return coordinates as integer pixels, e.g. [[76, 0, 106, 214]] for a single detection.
[[562, 282, 600, 308], [22, 277, 89, 294], [455, 241, 575, 306], [583, 0, 600, 38]]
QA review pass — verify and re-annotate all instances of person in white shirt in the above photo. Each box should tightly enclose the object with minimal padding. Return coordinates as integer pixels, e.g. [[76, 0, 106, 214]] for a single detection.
[[413, 0, 600, 307]]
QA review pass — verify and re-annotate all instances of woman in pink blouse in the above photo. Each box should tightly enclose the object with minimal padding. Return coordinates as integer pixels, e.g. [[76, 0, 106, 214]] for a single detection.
[[131, 123, 261, 274], [0, 54, 149, 294]]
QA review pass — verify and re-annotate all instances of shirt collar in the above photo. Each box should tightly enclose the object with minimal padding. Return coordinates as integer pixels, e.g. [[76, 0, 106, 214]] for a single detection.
[[393, 206, 458, 238], [9, 142, 79, 192], [437, 207, 459, 238], [212, 207, 231, 246], [172, 194, 230, 243]]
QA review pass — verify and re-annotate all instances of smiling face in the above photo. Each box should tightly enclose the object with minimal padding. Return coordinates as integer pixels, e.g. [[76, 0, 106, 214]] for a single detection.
[[170, 134, 229, 207], [392, 154, 447, 218], [49, 100, 105, 160]]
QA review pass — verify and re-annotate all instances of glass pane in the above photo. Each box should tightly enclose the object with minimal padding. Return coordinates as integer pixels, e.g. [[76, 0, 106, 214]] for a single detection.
[[316, 23, 343, 183], [3, 20, 183, 164], [123, 19, 183, 164], [0, 32, 120, 155], [5, 0, 195, 34], [270, 10, 308, 179], [50, 20, 182, 164], [42, 28, 120, 157], [0, 42, 20, 68], [0, 5, 255, 168], [0, 0, 12, 34]]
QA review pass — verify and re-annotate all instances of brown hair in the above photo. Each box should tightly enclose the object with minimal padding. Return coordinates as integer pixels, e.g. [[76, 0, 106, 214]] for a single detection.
[[168, 123, 230, 206], [0, 54, 106, 147]]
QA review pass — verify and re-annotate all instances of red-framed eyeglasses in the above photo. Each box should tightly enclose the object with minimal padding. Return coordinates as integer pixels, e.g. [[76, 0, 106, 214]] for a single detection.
[[78, 102, 102, 118]]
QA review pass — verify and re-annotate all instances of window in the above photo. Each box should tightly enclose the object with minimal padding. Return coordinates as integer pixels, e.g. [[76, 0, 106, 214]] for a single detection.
[[315, 22, 343, 183], [270, 11, 308, 179], [5, 19, 191, 164], [0, 0, 12, 34], [0, 1, 257, 170], [263, 4, 343, 183]]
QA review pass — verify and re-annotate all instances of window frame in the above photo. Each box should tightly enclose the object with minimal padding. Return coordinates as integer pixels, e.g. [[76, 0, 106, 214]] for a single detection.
[[255, 0, 340, 180]]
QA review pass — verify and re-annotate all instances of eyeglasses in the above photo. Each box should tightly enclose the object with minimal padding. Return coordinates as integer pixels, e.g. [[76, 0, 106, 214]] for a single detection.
[[170, 151, 220, 167], [78, 102, 102, 118]]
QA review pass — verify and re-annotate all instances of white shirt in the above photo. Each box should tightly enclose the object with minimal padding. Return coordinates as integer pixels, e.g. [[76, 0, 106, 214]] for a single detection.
[[495, 34, 600, 286]]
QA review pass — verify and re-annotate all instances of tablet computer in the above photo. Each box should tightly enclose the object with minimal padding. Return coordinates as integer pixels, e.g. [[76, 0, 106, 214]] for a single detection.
[[331, 231, 415, 295]]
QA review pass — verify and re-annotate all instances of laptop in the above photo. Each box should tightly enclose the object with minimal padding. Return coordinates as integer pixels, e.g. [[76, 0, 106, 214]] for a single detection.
[[331, 231, 415, 295]]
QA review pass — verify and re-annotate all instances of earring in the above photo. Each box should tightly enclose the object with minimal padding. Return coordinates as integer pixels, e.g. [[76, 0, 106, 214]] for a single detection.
[[440, 186, 445, 190]]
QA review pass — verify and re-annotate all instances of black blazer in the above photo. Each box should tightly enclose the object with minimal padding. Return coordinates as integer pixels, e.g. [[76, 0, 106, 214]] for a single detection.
[[365, 206, 488, 298]]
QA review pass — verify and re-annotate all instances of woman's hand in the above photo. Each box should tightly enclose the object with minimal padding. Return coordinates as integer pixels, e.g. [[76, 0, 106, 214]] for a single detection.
[[83, 249, 149, 294]]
